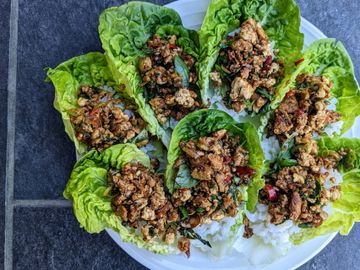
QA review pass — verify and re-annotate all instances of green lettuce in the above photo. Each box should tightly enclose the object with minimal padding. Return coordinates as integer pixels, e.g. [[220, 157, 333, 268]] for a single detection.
[[165, 109, 264, 254], [271, 38, 360, 134], [98, 2, 199, 147], [64, 143, 177, 254], [165, 109, 265, 211], [197, 0, 304, 104], [291, 137, 360, 244], [47, 52, 116, 154]]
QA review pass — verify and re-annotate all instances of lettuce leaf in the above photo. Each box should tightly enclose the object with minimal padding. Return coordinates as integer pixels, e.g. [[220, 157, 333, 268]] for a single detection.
[[197, 0, 304, 104], [165, 109, 265, 211], [99, 2, 199, 147], [271, 38, 360, 134], [64, 143, 177, 254], [290, 137, 360, 244], [46, 52, 116, 154], [165, 109, 264, 254]]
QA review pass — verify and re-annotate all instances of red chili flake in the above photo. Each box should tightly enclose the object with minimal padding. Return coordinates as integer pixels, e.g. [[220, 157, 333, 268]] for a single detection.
[[235, 166, 256, 177], [89, 108, 100, 116], [265, 55, 272, 66], [178, 188, 188, 193], [294, 58, 304, 66], [324, 115, 330, 124], [227, 51, 235, 61], [264, 184, 277, 201], [285, 90, 294, 98], [224, 175, 232, 183], [295, 109, 305, 117], [223, 156, 232, 164], [168, 44, 177, 49]]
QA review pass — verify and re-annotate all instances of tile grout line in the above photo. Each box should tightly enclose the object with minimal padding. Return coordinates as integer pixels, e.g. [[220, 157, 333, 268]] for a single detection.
[[5, 0, 19, 269], [13, 200, 72, 207]]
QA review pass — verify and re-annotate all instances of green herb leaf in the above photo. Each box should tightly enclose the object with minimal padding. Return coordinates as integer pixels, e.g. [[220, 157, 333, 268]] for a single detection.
[[175, 164, 199, 188], [279, 159, 298, 167], [179, 228, 212, 248], [179, 206, 188, 220], [196, 207, 205, 213], [256, 87, 273, 100], [271, 133, 297, 172], [298, 223, 313, 228], [174, 55, 189, 88]]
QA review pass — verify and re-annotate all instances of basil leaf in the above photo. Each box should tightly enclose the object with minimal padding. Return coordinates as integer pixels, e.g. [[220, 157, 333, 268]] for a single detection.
[[179, 228, 212, 248], [174, 55, 189, 88], [179, 206, 188, 220], [280, 159, 298, 167], [175, 164, 198, 188], [256, 87, 273, 100]]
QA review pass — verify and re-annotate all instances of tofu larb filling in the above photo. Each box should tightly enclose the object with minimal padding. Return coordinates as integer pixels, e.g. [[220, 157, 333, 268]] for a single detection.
[[110, 162, 180, 244], [211, 19, 283, 113], [70, 85, 147, 152], [139, 35, 203, 125], [259, 135, 345, 228], [268, 74, 341, 143], [173, 129, 255, 233], [257, 72, 346, 231]]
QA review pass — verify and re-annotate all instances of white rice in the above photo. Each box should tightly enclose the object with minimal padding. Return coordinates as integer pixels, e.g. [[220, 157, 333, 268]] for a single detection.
[[321, 166, 343, 189], [314, 97, 343, 137], [261, 135, 280, 161], [323, 120, 343, 136], [210, 95, 248, 122], [230, 204, 300, 266], [192, 211, 243, 258]]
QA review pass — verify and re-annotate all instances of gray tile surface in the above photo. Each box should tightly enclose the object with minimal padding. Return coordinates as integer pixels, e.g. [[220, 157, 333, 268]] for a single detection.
[[13, 0, 107, 199], [0, 0, 10, 89], [0, 0, 10, 268], [297, 0, 360, 81], [1, 0, 359, 269], [12, 207, 147, 270]]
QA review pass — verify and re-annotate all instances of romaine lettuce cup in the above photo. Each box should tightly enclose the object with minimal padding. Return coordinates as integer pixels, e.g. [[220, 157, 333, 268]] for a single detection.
[[47, 52, 149, 155], [290, 137, 360, 244], [197, 0, 304, 124], [99, 2, 203, 147], [64, 143, 179, 254], [165, 109, 265, 256], [268, 38, 360, 136]]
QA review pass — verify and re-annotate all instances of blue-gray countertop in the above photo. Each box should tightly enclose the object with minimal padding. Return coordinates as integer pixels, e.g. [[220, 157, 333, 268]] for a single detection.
[[1, 0, 359, 269]]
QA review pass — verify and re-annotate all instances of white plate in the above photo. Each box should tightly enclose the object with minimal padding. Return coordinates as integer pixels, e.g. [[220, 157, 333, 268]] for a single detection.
[[106, 0, 358, 269]]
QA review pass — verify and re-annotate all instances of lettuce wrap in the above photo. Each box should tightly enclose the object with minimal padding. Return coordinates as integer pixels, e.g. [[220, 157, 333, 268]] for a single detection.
[[98, 2, 201, 147], [165, 109, 265, 256], [291, 137, 360, 244], [197, 0, 304, 123], [47, 52, 149, 154], [269, 38, 360, 135], [64, 143, 178, 254]]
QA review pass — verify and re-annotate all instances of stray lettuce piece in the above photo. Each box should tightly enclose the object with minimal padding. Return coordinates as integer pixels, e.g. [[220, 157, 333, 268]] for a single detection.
[[165, 109, 265, 212], [272, 39, 360, 134], [99, 2, 199, 147], [46, 52, 116, 154], [290, 137, 360, 244], [197, 0, 304, 104], [64, 143, 177, 254]]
